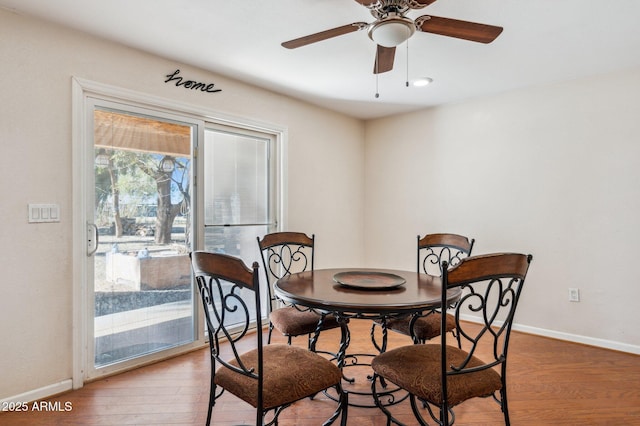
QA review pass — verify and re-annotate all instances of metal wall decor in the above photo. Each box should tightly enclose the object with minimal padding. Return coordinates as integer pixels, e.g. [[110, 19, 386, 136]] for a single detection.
[[164, 69, 222, 93]]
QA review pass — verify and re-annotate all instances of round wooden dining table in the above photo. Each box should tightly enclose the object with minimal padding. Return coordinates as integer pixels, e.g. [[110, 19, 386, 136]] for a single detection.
[[273, 268, 460, 319], [274, 267, 461, 408]]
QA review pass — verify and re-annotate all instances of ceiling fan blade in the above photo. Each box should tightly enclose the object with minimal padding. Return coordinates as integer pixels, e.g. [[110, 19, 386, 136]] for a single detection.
[[416, 15, 503, 43], [407, 0, 438, 8], [353, 0, 379, 6], [374, 45, 395, 74], [282, 22, 368, 49]]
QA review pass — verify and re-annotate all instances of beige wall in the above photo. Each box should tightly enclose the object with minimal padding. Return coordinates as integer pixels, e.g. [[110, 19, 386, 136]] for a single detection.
[[0, 9, 364, 399], [364, 67, 640, 350]]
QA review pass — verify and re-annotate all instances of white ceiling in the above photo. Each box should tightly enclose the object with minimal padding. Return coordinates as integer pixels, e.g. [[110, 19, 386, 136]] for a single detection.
[[2, 0, 640, 119]]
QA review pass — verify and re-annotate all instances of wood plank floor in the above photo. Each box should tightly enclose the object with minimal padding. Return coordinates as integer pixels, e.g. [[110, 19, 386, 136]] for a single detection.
[[1, 319, 639, 425]]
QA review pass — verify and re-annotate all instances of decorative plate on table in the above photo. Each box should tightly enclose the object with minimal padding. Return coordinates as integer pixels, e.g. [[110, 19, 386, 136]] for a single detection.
[[333, 271, 406, 290]]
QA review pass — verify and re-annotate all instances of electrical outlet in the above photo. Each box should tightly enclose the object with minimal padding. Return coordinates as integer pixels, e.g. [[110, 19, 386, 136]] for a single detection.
[[568, 288, 580, 302]]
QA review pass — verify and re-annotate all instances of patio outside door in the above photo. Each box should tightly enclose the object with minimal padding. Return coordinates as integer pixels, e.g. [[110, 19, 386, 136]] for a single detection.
[[89, 103, 197, 373]]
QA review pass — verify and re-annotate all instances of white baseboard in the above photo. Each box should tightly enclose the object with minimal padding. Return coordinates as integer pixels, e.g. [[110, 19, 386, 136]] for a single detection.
[[460, 314, 640, 355], [0, 379, 73, 405], [512, 323, 640, 355]]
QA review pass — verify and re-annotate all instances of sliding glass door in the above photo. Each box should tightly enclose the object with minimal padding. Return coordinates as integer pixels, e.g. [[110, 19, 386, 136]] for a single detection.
[[88, 101, 198, 375], [200, 125, 278, 324], [75, 81, 284, 382]]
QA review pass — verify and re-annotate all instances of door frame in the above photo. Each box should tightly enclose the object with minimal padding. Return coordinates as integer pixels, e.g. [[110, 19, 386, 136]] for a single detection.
[[71, 77, 288, 388]]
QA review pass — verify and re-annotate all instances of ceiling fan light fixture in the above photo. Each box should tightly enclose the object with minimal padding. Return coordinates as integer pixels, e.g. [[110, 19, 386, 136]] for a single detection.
[[368, 16, 415, 47]]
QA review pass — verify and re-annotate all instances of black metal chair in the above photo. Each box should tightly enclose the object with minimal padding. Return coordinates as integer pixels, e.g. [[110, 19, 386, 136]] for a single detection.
[[372, 233, 474, 351], [371, 252, 533, 425], [191, 251, 348, 426], [257, 232, 340, 351]]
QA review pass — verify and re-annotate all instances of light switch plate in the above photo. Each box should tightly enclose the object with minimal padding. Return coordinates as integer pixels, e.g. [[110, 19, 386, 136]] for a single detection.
[[28, 204, 60, 223]]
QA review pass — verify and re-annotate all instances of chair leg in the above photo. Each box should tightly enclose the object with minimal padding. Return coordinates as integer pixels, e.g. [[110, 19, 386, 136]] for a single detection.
[[433, 404, 456, 426], [440, 406, 448, 426], [322, 383, 348, 426], [501, 388, 511, 426], [206, 376, 215, 426], [205, 402, 213, 425], [340, 385, 349, 426], [267, 321, 274, 344], [371, 373, 407, 425]]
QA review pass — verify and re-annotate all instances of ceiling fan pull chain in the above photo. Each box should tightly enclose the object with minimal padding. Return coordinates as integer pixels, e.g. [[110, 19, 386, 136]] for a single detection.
[[375, 50, 380, 98], [406, 36, 409, 87]]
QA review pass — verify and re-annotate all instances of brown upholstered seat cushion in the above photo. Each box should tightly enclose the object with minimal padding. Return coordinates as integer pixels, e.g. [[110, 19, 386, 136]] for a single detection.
[[270, 306, 340, 336], [215, 344, 342, 410], [385, 312, 456, 341], [371, 344, 502, 407]]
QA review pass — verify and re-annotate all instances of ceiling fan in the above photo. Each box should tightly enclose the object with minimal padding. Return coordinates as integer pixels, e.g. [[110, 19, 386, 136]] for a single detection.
[[281, 0, 503, 74]]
